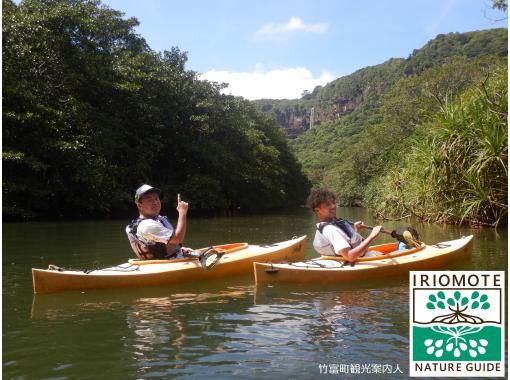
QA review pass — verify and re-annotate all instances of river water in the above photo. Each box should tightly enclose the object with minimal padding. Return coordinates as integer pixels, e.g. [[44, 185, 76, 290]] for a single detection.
[[3, 208, 507, 379]]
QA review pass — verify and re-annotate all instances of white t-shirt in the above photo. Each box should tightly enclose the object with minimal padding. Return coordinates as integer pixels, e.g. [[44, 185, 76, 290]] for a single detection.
[[135, 217, 174, 245], [312, 223, 364, 256], [125, 216, 176, 258]]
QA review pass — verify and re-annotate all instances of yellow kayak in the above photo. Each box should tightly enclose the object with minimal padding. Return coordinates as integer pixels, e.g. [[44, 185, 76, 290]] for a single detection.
[[33, 235, 307, 293], [254, 235, 473, 285]]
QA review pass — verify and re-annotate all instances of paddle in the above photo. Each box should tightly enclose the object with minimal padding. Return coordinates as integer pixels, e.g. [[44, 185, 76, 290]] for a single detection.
[[183, 247, 225, 270], [359, 224, 422, 247]]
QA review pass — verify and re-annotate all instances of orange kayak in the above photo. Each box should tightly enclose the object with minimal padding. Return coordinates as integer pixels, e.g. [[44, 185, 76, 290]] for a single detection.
[[254, 236, 473, 285], [32, 235, 307, 293]]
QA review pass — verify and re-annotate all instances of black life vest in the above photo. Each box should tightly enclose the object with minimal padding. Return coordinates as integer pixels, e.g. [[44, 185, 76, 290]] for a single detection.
[[317, 218, 361, 248]]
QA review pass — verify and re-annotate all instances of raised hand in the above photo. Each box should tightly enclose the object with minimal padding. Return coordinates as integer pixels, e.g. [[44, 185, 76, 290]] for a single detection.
[[176, 193, 189, 214]]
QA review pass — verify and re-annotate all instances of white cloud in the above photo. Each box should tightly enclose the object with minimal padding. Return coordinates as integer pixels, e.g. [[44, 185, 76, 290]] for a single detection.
[[255, 16, 329, 40], [200, 66, 335, 100]]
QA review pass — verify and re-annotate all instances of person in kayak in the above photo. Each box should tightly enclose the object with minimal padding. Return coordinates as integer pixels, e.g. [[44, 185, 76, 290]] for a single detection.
[[126, 184, 189, 260], [307, 188, 383, 262]]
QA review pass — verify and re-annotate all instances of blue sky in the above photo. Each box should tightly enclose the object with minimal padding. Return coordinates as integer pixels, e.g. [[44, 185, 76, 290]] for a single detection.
[[101, 0, 507, 99]]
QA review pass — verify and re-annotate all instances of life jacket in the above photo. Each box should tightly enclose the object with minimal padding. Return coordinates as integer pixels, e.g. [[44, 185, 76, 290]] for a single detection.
[[317, 218, 361, 248], [127, 217, 180, 260]]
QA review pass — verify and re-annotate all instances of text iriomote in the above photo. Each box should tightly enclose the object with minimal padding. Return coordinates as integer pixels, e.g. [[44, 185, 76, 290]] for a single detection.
[[412, 273, 502, 288]]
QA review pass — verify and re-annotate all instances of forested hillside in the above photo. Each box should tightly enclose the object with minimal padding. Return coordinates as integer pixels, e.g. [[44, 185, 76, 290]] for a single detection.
[[2, 0, 310, 220], [288, 28, 507, 227], [255, 29, 507, 137]]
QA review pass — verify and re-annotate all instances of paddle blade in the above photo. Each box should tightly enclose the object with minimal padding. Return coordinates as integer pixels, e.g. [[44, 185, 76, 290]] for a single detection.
[[391, 227, 422, 246], [199, 249, 224, 271], [403, 230, 419, 247]]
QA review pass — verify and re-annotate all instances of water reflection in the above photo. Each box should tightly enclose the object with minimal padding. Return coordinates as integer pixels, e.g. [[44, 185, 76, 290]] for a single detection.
[[31, 281, 413, 378], [253, 284, 410, 370]]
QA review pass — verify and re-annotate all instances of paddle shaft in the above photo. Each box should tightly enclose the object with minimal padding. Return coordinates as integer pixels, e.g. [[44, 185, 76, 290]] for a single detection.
[[349, 221, 421, 247], [360, 224, 393, 236]]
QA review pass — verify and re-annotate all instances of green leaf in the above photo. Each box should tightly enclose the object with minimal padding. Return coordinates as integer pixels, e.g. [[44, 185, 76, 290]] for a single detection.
[[447, 298, 456, 306], [461, 297, 468, 306], [454, 291, 461, 300], [437, 301, 445, 309], [481, 302, 490, 310], [426, 302, 436, 309], [428, 294, 437, 302], [480, 294, 488, 302], [471, 291, 480, 299], [472, 301, 480, 309]]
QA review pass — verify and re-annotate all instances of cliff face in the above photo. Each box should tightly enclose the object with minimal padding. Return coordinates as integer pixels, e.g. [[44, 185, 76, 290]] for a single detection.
[[254, 59, 402, 137], [256, 89, 367, 138], [313, 93, 364, 125]]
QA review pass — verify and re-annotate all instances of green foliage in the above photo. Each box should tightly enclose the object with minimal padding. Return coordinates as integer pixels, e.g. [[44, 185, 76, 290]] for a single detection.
[[3, 0, 310, 220], [365, 61, 507, 227], [403, 29, 508, 75]]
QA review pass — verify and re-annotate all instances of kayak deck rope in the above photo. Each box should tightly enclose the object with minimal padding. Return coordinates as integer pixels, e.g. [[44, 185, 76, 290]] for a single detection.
[[285, 259, 355, 269], [431, 243, 451, 249], [47, 263, 140, 274], [48, 264, 65, 272], [84, 263, 140, 273]]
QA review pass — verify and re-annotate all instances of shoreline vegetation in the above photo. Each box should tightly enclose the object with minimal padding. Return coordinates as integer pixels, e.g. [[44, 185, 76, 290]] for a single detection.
[[275, 29, 508, 228], [3, 0, 508, 228]]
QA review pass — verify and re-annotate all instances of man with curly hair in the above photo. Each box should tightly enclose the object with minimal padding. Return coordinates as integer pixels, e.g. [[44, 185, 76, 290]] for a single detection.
[[307, 188, 382, 262]]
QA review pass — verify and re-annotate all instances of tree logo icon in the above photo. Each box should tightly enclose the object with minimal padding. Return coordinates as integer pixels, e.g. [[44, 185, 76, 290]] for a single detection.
[[426, 290, 490, 324], [410, 271, 504, 377], [420, 290, 494, 360]]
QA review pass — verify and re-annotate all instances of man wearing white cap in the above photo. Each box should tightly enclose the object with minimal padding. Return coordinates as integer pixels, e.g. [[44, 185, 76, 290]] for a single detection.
[[125, 184, 189, 259]]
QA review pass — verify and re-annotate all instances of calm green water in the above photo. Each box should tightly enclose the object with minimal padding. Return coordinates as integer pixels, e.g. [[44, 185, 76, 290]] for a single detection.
[[3, 208, 507, 379]]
